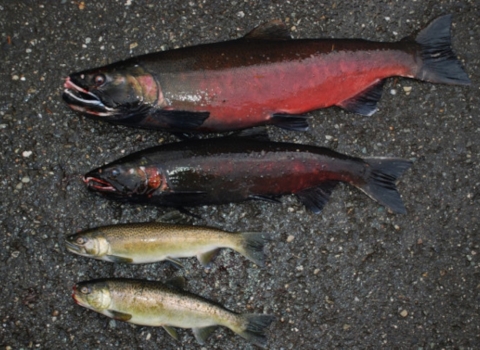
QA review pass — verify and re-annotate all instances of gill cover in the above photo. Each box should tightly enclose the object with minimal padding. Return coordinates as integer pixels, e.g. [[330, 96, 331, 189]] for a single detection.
[[65, 231, 110, 258], [74, 280, 112, 311]]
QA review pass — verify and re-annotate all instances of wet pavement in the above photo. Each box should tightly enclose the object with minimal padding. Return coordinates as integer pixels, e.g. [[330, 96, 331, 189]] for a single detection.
[[1, 1, 479, 349]]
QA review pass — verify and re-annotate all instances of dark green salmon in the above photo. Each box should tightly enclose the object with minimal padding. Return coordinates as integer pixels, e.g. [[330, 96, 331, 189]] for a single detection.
[[83, 131, 412, 214]]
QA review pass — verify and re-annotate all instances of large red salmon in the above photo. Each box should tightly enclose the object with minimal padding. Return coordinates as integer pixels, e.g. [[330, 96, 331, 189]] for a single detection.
[[63, 15, 469, 133], [83, 131, 412, 214]]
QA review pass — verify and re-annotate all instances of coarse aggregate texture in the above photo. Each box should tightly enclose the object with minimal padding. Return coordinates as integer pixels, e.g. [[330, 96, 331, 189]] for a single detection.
[[1, 1, 479, 349]]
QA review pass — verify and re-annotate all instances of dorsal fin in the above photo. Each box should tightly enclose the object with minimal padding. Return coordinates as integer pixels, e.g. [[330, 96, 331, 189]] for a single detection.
[[165, 276, 186, 290], [244, 20, 292, 40]]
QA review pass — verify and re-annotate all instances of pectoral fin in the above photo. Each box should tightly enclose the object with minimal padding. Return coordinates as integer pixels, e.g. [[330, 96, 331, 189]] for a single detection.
[[105, 255, 134, 264], [198, 249, 220, 267], [193, 326, 218, 344], [106, 310, 132, 322], [148, 109, 210, 130], [163, 325, 179, 340]]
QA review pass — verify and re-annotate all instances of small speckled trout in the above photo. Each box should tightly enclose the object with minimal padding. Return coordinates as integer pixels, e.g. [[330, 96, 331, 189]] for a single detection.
[[65, 222, 269, 267], [72, 278, 275, 347]]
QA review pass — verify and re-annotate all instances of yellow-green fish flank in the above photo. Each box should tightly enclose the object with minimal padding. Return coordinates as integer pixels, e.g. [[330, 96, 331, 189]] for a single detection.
[[66, 222, 269, 267], [72, 278, 274, 347]]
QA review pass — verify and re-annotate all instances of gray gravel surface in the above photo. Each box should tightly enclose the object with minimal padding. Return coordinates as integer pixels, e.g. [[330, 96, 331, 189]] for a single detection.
[[1, 1, 479, 349]]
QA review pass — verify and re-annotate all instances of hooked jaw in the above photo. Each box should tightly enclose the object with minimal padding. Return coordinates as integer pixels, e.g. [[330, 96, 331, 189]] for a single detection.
[[83, 175, 117, 193], [63, 76, 116, 117]]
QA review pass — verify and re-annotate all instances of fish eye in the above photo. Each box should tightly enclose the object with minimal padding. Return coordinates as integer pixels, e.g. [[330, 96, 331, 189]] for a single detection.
[[80, 286, 90, 294], [94, 74, 106, 86], [76, 237, 86, 245]]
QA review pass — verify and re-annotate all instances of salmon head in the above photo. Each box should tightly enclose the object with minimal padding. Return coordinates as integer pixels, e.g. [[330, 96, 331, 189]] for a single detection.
[[72, 280, 111, 312], [83, 161, 168, 199], [63, 62, 159, 119], [65, 229, 109, 259]]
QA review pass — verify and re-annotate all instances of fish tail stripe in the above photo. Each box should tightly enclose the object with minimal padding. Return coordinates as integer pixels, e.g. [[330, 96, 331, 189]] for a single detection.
[[239, 232, 271, 267], [415, 14, 471, 85], [237, 314, 275, 348], [360, 158, 413, 214]]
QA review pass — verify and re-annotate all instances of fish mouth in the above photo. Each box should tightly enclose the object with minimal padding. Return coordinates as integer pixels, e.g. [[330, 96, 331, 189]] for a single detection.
[[83, 176, 117, 192], [72, 285, 80, 304], [63, 77, 116, 117], [65, 239, 84, 255]]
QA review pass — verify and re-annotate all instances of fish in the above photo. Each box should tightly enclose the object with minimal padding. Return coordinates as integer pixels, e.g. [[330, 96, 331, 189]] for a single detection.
[[83, 130, 413, 214], [63, 15, 469, 133], [65, 222, 269, 267], [72, 278, 275, 348]]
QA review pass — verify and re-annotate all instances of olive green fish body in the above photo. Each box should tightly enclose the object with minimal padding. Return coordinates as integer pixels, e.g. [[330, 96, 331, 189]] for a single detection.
[[66, 222, 268, 266], [73, 278, 274, 347]]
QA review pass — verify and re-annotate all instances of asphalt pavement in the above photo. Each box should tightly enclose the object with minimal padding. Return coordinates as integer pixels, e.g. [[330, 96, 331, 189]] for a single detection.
[[1, 1, 479, 349]]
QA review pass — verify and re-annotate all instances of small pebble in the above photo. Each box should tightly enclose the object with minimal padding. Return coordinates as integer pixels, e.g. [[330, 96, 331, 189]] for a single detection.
[[109, 319, 116, 328], [11, 251, 20, 258], [314, 268, 320, 274], [16, 183, 23, 190], [78, 1, 85, 10], [22, 176, 30, 183], [400, 309, 408, 317], [12, 75, 19, 81], [129, 42, 138, 50], [237, 11, 245, 18], [325, 135, 333, 140], [390, 89, 397, 95], [286, 235, 295, 242], [85, 37, 91, 44], [22, 150, 32, 157], [296, 265, 304, 271], [146, 333, 151, 340], [403, 86, 412, 95]]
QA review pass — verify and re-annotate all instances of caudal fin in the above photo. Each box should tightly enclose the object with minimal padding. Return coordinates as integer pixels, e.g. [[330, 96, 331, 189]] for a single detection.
[[237, 314, 275, 348], [239, 232, 271, 267], [415, 14, 470, 85], [359, 158, 412, 214]]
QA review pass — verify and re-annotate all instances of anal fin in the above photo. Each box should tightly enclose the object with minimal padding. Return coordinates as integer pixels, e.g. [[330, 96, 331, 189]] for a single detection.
[[296, 181, 339, 214], [337, 80, 385, 116], [193, 326, 218, 344], [198, 249, 220, 267]]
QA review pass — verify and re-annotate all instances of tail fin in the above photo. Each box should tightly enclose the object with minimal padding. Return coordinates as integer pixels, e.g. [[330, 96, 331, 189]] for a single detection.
[[415, 14, 470, 85], [238, 232, 271, 267], [237, 314, 275, 348], [359, 158, 412, 214]]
